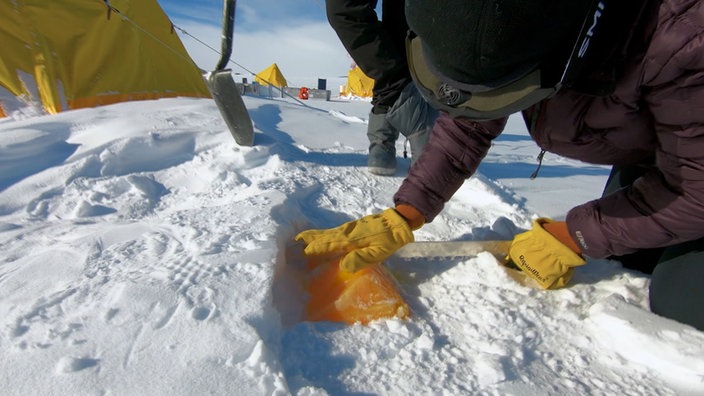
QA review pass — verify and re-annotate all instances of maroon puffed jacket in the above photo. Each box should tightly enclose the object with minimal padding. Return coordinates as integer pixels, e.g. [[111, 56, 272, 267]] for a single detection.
[[394, 0, 704, 259]]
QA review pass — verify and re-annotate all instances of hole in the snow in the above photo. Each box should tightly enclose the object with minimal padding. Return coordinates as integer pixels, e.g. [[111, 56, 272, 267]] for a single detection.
[[192, 307, 211, 321], [272, 241, 308, 328]]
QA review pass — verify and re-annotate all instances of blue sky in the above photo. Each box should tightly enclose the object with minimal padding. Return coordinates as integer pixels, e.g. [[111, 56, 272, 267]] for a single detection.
[[159, 0, 326, 30], [156, 0, 353, 84]]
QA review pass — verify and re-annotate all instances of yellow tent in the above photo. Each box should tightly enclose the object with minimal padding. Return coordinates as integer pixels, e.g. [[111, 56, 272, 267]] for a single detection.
[[0, 0, 210, 115], [341, 66, 374, 98], [254, 63, 288, 87]]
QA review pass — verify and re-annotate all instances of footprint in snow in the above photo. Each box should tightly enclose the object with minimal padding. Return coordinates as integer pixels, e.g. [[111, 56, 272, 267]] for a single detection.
[[56, 356, 100, 373]]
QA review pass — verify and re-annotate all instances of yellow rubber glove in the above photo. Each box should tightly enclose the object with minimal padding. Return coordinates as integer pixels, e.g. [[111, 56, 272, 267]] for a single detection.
[[507, 218, 586, 289], [295, 208, 414, 273]]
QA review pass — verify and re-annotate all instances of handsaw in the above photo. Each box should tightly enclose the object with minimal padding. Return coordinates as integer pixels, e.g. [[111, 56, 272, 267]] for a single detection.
[[302, 239, 539, 325]]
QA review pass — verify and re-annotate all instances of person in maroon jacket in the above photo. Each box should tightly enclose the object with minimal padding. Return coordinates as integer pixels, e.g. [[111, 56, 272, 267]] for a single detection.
[[298, 0, 704, 330]]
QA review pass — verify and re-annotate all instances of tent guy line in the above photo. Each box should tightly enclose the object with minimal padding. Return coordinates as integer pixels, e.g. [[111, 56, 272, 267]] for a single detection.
[[98, 0, 317, 108], [99, 0, 255, 77], [172, 25, 252, 74]]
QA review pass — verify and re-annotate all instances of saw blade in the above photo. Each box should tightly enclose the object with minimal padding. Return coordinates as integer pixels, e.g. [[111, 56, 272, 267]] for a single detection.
[[393, 240, 511, 261], [392, 240, 540, 288]]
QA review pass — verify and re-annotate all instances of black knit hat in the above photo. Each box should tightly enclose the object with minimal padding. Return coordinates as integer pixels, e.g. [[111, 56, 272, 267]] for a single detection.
[[406, 0, 591, 86]]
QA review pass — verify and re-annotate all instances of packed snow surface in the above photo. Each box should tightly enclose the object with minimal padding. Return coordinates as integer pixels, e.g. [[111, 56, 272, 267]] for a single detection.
[[1, 93, 702, 395]]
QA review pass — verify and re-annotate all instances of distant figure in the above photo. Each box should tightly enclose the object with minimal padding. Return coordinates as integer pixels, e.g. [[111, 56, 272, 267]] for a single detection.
[[299, 0, 704, 331], [326, 0, 437, 175]]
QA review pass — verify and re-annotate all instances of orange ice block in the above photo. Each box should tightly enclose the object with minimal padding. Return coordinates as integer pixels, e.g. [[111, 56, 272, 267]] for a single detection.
[[304, 259, 410, 325]]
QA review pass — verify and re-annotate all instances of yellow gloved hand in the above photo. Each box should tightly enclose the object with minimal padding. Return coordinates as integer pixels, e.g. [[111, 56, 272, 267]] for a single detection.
[[507, 218, 586, 289], [295, 208, 414, 273]]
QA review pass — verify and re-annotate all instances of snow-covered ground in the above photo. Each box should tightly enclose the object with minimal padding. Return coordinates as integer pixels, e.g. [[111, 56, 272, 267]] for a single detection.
[[1, 92, 702, 395]]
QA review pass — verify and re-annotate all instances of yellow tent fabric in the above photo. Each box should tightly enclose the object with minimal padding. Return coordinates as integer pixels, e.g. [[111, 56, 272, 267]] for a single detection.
[[341, 66, 374, 98], [0, 0, 210, 115], [254, 63, 288, 87]]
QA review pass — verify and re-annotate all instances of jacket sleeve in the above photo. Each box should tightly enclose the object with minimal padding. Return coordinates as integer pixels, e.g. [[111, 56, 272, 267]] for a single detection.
[[393, 113, 507, 221], [566, 5, 704, 258], [325, 0, 411, 109]]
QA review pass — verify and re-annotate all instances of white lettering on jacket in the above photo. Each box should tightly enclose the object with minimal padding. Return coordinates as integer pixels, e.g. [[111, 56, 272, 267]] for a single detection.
[[578, 2, 606, 58]]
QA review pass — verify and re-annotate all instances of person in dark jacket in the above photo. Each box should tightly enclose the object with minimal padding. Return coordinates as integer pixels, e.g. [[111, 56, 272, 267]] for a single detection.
[[326, 0, 437, 175], [299, 0, 704, 331]]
